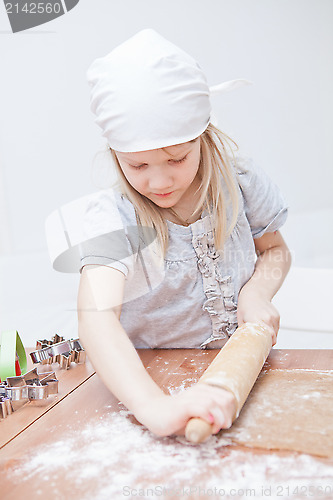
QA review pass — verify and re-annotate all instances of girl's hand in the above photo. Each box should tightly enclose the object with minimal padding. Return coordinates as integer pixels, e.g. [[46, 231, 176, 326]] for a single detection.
[[237, 287, 280, 345], [133, 384, 236, 438]]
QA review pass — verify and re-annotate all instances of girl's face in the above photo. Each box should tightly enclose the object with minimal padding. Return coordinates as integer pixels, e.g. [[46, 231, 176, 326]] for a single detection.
[[115, 138, 201, 209]]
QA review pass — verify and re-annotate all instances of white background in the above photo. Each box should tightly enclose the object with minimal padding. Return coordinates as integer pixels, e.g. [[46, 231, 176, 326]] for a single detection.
[[0, 0, 332, 347]]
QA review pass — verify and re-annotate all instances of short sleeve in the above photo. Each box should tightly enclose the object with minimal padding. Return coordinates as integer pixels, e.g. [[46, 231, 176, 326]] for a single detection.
[[235, 155, 288, 238], [79, 190, 135, 276], [45, 189, 135, 275], [79, 233, 131, 277]]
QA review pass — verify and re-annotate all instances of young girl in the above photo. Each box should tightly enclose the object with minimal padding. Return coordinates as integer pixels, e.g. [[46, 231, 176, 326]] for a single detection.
[[59, 29, 291, 438]]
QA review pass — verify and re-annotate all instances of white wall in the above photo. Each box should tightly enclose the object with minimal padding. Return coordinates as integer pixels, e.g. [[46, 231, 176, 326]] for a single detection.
[[0, 156, 11, 254], [0, 0, 332, 256], [0, 0, 332, 347]]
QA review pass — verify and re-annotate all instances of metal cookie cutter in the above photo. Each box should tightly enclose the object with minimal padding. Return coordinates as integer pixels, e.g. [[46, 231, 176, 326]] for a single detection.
[[0, 368, 59, 419], [0, 385, 13, 419], [30, 334, 86, 369]]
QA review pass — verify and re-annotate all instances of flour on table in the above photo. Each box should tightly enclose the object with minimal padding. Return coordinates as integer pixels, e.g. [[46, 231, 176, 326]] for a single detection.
[[11, 401, 333, 500]]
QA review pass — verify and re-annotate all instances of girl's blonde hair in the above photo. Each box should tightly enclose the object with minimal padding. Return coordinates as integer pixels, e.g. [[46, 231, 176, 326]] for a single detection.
[[107, 123, 239, 256]]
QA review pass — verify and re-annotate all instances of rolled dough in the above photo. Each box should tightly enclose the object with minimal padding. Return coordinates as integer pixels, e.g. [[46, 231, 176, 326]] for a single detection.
[[221, 369, 333, 458]]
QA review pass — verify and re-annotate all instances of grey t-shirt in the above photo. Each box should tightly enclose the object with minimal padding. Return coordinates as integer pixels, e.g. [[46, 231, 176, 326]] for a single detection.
[[79, 155, 288, 349]]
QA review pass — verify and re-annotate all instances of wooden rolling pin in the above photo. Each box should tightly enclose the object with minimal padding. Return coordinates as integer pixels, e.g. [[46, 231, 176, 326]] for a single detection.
[[185, 322, 272, 443]]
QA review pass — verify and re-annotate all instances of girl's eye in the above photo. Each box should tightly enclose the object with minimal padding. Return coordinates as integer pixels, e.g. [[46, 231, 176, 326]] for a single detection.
[[171, 155, 187, 164], [130, 164, 146, 170], [130, 155, 187, 169]]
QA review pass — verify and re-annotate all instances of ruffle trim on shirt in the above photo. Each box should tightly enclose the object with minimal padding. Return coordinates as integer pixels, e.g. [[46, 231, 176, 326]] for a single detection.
[[191, 224, 238, 348]]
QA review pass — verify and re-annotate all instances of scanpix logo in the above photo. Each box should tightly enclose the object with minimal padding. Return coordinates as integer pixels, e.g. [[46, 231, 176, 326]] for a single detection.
[[3, 0, 80, 33]]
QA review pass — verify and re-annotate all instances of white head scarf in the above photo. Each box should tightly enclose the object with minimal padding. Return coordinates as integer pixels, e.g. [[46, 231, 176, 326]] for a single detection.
[[87, 29, 251, 152]]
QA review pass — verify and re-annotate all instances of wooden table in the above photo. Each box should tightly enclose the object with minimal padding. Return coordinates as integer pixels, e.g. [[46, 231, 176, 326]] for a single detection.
[[1, 349, 333, 500]]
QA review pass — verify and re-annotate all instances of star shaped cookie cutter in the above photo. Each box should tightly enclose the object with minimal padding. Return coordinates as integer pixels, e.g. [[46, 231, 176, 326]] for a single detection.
[[30, 334, 86, 369], [0, 368, 58, 419]]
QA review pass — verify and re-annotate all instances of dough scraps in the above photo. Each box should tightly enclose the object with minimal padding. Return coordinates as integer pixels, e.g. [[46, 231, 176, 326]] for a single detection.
[[221, 369, 333, 458]]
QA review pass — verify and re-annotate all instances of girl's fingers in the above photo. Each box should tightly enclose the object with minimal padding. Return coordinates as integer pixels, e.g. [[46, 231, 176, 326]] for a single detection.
[[174, 424, 186, 436], [207, 407, 226, 434]]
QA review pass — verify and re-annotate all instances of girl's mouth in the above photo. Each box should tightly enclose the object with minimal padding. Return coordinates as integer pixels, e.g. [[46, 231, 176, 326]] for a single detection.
[[153, 192, 174, 197]]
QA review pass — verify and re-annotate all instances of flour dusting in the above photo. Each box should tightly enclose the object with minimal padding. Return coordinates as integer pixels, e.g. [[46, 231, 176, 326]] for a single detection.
[[11, 404, 333, 499]]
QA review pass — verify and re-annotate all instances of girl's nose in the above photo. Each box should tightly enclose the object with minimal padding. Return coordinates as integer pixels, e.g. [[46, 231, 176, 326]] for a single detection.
[[148, 168, 173, 192]]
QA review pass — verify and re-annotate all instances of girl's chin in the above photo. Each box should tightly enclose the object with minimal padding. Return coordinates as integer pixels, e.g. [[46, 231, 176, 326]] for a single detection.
[[147, 193, 179, 207], [152, 200, 175, 209]]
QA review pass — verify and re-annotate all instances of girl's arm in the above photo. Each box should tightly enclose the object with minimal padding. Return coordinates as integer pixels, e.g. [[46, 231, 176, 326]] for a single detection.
[[237, 230, 292, 344], [78, 265, 236, 437], [78, 265, 164, 412]]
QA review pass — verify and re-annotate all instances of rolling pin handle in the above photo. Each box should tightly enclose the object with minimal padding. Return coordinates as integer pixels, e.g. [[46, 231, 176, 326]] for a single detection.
[[185, 417, 213, 444]]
